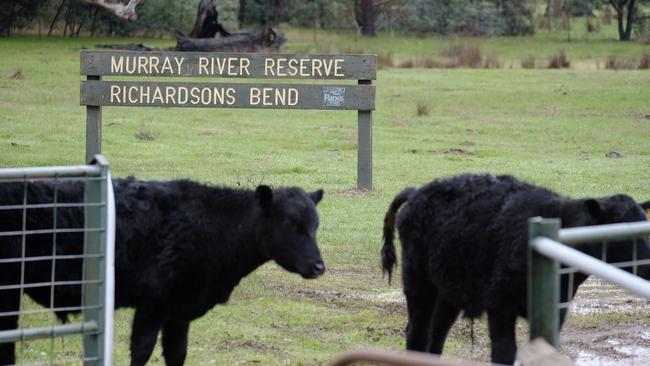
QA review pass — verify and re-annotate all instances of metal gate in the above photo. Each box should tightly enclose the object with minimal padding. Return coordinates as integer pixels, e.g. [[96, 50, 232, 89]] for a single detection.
[[528, 217, 650, 347], [0, 156, 114, 365]]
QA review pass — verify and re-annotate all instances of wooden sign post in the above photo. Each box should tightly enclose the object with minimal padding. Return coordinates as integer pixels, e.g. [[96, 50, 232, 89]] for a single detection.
[[80, 51, 376, 188]]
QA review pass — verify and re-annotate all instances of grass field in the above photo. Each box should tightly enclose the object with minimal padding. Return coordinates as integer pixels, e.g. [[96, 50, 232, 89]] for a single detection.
[[1, 24, 650, 365]]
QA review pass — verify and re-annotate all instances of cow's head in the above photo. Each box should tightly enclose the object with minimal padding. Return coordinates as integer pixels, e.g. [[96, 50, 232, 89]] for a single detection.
[[254, 185, 325, 279], [575, 195, 650, 279]]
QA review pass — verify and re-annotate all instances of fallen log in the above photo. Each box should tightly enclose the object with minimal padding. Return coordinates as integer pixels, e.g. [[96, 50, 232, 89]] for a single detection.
[[95, 43, 165, 51], [175, 27, 286, 52]]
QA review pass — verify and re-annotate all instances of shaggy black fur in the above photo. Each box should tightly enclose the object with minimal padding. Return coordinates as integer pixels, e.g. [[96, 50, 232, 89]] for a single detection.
[[641, 200, 650, 212], [382, 173, 650, 365], [0, 178, 325, 366]]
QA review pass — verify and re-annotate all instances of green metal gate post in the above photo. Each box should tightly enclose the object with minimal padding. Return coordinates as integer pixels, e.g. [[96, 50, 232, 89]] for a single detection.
[[357, 79, 372, 189], [528, 217, 560, 347], [83, 155, 109, 365]]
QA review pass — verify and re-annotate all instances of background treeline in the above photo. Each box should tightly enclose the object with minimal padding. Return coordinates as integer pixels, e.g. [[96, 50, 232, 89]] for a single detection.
[[1, 0, 648, 39]]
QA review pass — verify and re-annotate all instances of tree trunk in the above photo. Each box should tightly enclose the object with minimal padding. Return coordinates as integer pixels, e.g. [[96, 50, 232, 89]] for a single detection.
[[269, 0, 282, 27], [623, 0, 636, 41], [90, 6, 98, 37], [49, 0, 67, 36], [610, 0, 636, 41], [62, 2, 73, 37], [190, 0, 231, 38], [361, 0, 375, 37], [238, 0, 246, 29], [76, 10, 86, 37], [6, 1, 18, 36]]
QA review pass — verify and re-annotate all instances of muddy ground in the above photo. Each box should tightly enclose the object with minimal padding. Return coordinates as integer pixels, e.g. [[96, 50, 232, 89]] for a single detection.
[[274, 276, 650, 365], [560, 278, 650, 366]]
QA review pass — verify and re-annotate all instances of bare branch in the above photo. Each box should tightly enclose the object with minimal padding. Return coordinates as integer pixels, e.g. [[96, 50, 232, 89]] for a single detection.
[[82, 0, 142, 21]]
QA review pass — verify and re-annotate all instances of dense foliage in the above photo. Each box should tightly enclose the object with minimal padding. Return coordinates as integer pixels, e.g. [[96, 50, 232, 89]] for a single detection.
[[0, 0, 646, 39]]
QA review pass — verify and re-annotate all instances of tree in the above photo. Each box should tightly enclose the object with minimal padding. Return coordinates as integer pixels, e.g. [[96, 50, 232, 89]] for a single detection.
[[360, 0, 375, 36], [607, 0, 648, 40], [190, 0, 230, 38], [0, 0, 43, 36]]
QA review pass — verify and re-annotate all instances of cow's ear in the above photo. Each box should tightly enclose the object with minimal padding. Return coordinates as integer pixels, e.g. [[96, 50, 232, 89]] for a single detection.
[[309, 189, 324, 205], [255, 185, 273, 213], [640, 201, 650, 210], [584, 199, 601, 219]]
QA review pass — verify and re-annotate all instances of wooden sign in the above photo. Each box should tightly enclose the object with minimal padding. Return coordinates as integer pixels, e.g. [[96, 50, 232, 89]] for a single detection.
[[81, 81, 375, 110], [80, 50, 376, 188], [80, 51, 376, 80]]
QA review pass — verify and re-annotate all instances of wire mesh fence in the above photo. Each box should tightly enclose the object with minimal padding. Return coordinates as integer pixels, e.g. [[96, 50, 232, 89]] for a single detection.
[[0, 157, 114, 366]]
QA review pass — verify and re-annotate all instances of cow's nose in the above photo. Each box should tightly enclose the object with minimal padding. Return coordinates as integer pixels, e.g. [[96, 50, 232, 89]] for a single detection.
[[313, 261, 325, 275]]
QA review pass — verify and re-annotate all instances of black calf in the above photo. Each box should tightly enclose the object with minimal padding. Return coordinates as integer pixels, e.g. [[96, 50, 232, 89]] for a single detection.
[[0, 178, 325, 365], [382, 173, 649, 364]]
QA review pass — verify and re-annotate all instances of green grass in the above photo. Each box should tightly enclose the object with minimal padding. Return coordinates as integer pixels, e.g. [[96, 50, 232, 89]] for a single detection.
[[1, 27, 649, 365]]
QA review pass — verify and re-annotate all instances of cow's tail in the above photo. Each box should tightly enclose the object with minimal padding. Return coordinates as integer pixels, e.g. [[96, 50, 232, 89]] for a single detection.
[[382, 187, 416, 284]]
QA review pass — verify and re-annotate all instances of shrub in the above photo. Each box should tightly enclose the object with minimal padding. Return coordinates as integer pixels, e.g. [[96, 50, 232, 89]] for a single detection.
[[441, 43, 483, 68], [377, 52, 395, 68], [602, 7, 612, 25], [640, 54, 650, 70], [135, 126, 157, 141], [548, 51, 570, 69], [605, 55, 638, 70], [397, 57, 441, 69], [416, 100, 430, 116], [521, 55, 536, 69], [8, 69, 23, 80], [483, 55, 501, 69], [397, 59, 415, 68], [586, 17, 600, 33]]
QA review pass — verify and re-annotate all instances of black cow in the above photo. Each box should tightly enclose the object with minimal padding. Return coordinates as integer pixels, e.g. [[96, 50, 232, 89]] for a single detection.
[[0, 178, 325, 366], [381, 173, 650, 365], [642, 201, 650, 216]]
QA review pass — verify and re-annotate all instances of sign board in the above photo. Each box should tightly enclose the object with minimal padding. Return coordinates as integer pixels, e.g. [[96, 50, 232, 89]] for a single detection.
[[80, 50, 376, 188]]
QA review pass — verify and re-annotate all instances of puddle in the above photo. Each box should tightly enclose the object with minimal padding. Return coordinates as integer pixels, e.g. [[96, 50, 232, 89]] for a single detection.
[[570, 278, 650, 315], [575, 344, 650, 366], [363, 289, 404, 304]]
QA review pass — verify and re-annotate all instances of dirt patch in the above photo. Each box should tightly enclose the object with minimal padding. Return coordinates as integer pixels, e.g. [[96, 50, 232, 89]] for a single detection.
[[605, 151, 624, 158], [439, 148, 476, 156], [8, 69, 23, 80], [568, 278, 650, 315], [328, 187, 371, 198], [561, 278, 650, 365], [392, 118, 412, 126], [216, 339, 280, 353], [200, 128, 219, 136]]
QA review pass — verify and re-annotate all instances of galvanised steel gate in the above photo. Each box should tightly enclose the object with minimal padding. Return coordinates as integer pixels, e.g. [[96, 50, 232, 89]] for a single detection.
[[528, 217, 650, 347], [0, 156, 115, 365]]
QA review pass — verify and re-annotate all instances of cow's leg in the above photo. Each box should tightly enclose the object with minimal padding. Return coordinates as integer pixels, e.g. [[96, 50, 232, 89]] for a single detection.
[[404, 272, 436, 352], [487, 308, 518, 365], [130, 308, 165, 366], [0, 289, 20, 366], [162, 319, 190, 366], [427, 297, 460, 355]]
